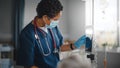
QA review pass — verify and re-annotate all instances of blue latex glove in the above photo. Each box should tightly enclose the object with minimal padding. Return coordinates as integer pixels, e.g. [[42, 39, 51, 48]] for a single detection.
[[74, 35, 86, 48]]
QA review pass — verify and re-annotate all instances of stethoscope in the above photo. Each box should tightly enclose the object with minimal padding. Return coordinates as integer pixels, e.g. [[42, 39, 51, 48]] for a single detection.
[[33, 18, 59, 56]]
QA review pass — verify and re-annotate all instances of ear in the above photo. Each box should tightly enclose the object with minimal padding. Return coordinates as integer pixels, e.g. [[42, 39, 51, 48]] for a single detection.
[[42, 15, 50, 25]]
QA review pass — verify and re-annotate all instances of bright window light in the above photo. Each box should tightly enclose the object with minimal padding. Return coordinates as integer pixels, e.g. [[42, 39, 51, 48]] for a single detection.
[[86, 0, 118, 48]]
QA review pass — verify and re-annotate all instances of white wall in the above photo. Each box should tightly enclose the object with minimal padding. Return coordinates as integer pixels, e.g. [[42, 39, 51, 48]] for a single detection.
[[67, 0, 85, 40], [60, 0, 85, 40], [23, 0, 85, 41], [23, 0, 40, 28], [57, 0, 69, 39]]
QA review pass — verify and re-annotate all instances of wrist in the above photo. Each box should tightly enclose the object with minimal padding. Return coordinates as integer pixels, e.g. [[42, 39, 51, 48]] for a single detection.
[[70, 43, 75, 50]]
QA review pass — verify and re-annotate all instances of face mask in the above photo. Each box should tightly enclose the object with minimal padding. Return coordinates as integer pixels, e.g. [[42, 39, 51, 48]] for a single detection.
[[46, 20, 59, 29]]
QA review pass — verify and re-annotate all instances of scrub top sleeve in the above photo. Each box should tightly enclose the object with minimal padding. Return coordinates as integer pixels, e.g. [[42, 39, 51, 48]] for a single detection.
[[16, 31, 35, 67], [56, 27, 64, 46]]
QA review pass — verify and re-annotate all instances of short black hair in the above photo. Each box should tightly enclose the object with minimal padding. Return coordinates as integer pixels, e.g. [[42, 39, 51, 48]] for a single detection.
[[36, 0, 63, 18]]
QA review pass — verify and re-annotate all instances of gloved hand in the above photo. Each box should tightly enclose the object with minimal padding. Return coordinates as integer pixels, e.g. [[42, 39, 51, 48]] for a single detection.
[[74, 35, 86, 48]]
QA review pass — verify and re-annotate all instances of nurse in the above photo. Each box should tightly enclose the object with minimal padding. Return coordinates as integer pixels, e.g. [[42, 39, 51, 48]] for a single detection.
[[16, 0, 86, 68]]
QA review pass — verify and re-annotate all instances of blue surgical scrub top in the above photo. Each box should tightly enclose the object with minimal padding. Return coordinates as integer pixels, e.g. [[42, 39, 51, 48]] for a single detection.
[[16, 22, 63, 68]]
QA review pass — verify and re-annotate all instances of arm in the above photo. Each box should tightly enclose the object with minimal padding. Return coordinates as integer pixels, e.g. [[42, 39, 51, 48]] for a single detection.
[[60, 35, 86, 52], [60, 43, 85, 52], [60, 43, 76, 52], [55, 27, 86, 52]]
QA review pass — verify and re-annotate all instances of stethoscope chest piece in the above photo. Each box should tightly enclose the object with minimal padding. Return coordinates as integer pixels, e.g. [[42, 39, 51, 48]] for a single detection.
[[53, 48, 59, 54], [35, 34, 38, 39]]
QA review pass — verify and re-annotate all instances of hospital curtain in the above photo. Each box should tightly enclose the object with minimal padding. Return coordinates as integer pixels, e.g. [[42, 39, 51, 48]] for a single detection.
[[13, 0, 25, 60]]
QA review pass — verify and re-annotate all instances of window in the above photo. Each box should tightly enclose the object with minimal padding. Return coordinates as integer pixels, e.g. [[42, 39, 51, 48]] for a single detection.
[[85, 0, 119, 49]]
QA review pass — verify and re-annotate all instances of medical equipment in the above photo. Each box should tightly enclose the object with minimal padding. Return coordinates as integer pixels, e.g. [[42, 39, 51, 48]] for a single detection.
[[85, 37, 95, 63], [0, 44, 13, 68], [85, 37, 92, 52], [34, 18, 59, 56], [85, 30, 97, 68], [103, 43, 107, 68]]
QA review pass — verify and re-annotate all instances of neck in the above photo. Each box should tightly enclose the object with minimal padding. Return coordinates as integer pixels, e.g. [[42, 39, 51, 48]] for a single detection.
[[33, 17, 45, 27]]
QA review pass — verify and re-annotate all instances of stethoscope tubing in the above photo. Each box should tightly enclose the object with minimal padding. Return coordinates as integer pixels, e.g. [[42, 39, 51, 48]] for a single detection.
[[33, 17, 58, 56]]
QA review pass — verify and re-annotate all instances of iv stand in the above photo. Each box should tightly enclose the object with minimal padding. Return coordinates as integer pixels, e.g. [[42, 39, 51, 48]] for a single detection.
[[103, 43, 107, 68]]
